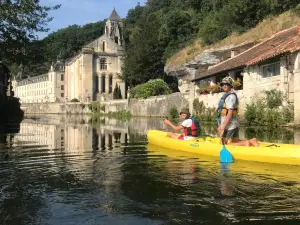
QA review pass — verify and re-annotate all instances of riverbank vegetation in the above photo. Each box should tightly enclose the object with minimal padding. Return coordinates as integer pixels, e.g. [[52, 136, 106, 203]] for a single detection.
[[129, 79, 171, 99], [190, 89, 294, 126], [89, 101, 131, 123], [245, 89, 293, 126]]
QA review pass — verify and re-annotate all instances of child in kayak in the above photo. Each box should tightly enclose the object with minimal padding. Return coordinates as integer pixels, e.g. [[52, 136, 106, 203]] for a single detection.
[[164, 107, 200, 140]]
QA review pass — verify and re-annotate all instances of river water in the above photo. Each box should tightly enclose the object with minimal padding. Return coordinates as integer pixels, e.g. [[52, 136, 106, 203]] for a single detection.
[[0, 115, 300, 225]]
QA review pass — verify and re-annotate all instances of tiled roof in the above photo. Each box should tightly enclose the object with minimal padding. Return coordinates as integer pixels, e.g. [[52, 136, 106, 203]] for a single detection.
[[109, 8, 121, 21], [193, 25, 300, 81]]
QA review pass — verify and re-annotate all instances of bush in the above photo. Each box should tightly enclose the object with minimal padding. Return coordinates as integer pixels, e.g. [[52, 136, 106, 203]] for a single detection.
[[169, 106, 179, 119], [193, 98, 218, 122], [282, 104, 294, 123], [113, 84, 123, 99], [244, 89, 294, 126], [264, 89, 283, 108], [88, 101, 101, 114], [70, 98, 79, 102], [129, 79, 172, 99]]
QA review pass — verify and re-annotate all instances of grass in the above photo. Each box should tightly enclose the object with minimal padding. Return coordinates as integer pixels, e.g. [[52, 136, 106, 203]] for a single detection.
[[165, 10, 300, 72]]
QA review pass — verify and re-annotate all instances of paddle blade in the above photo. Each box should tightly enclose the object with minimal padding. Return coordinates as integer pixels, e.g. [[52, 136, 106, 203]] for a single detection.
[[220, 146, 233, 163]]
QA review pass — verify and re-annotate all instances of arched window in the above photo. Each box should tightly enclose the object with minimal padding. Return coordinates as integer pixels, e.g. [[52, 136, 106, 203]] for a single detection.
[[109, 74, 113, 94], [102, 41, 106, 52], [95, 75, 99, 93], [101, 74, 105, 93], [100, 58, 107, 70]]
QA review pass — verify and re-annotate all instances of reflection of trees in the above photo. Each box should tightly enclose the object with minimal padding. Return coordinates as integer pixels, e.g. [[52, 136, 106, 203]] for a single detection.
[[245, 126, 294, 143]]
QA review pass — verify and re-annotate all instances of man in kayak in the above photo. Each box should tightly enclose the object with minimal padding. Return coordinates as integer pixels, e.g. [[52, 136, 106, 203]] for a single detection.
[[164, 107, 201, 140], [218, 76, 259, 147]]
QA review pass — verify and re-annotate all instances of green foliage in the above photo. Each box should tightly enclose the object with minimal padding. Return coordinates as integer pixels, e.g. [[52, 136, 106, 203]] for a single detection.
[[113, 84, 123, 99], [107, 110, 131, 121], [129, 79, 172, 99], [88, 101, 101, 113], [245, 126, 294, 143], [7, 19, 105, 76], [245, 89, 293, 126], [70, 98, 79, 102], [193, 98, 218, 122], [0, 0, 60, 64], [264, 89, 283, 108], [169, 106, 179, 119], [282, 104, 294, 124], [5, 0, 299, 84]]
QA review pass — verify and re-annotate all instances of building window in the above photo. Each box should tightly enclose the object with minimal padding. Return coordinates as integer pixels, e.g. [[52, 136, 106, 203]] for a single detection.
[[102, 41, 106, 52], [261, 62, 280, 78], [109, 75, 113, 94], [61, 74, 64, 81], [61, 93, 64, 97], [100, 58, 107, 70], [61, 85, 64, 90], [101, 75, 105, 93]]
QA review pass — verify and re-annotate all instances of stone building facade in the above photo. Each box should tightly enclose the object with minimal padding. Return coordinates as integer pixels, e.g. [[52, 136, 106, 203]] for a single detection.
[[64, 9, 126, 103], [189, 25, 300, 121], [12, 60, 65, 103]]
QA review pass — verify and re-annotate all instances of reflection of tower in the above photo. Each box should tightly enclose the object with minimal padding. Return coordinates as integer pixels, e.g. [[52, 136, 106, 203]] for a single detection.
[[104, 8, 124, 47]]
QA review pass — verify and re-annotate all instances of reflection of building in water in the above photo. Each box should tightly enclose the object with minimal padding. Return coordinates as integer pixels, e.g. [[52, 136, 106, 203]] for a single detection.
[[13, 118, 129, 152], [13, 119, 64, 149]]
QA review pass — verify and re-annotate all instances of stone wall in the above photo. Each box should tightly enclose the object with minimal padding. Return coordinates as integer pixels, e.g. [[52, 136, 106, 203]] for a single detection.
[[21, 102, 92, 114], [102, 99, 128, 113], [128, 92, 189, 117]]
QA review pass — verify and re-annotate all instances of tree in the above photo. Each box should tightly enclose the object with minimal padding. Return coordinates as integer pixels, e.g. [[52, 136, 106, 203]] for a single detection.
[[0, 0, 60, 64], [113, 84, 123, 99]]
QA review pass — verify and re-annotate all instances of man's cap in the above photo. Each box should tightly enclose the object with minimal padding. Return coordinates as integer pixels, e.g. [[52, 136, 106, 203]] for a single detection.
[[220, 76, 234, 87], [180, 107, 190, 115]]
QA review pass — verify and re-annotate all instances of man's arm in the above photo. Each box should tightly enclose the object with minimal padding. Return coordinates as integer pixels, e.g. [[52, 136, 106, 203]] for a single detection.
[[164, 119, 183, 131]]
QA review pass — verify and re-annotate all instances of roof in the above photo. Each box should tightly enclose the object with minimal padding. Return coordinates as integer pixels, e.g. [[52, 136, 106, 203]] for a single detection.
[[193, 25, 300, 81], [109, 8, 121, 21]]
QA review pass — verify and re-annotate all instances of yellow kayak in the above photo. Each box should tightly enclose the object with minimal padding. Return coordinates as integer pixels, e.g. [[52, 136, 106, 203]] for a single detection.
[[147, 130, 300, 165]]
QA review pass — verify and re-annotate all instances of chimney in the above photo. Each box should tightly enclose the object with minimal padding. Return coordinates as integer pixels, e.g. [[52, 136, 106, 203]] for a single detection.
[[231, 50, 237, 58]]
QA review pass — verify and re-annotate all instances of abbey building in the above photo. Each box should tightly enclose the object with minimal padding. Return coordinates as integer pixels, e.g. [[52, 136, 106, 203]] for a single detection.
[[65, 8, 126, 102], [12, 9, 126, 104]]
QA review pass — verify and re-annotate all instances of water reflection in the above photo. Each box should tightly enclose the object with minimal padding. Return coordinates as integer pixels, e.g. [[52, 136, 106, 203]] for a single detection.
[[0, 116, 300, 225]]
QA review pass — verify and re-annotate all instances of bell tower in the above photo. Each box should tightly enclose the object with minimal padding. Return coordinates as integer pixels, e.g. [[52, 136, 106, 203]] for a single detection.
[[105, 8, 124, 47]]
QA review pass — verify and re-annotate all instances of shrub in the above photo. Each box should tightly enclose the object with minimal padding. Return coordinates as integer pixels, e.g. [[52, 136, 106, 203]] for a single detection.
[[113, 84, 123, 99], [129, 79, 172, 99], [169, 106, 179, 119], [264, 89, 283, 108], [70, 98, 79, 102], [282, 104, 294, 123], [244, 90, 293, 126], [193, 99, 218, 122], [89, 101, 101, 114]]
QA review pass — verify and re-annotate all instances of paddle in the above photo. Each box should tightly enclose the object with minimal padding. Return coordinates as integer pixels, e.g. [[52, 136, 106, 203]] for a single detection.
[[216, 118, 233, 163]]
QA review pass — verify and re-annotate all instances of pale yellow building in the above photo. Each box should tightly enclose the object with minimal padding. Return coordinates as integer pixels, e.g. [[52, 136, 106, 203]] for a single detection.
[[65, 9, 126, 102], [12, 60, 65, 103]]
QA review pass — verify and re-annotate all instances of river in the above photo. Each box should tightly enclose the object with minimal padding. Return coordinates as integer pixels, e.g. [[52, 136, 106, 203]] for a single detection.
[[0, 115, 300, 225]]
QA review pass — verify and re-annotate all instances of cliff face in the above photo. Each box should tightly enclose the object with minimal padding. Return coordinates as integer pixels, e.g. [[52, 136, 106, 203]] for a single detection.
[[165, 42, 255, 93], [164, 11, 300, 89]]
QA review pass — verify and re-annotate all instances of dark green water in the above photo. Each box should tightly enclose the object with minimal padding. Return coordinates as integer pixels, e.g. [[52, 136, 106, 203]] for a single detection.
[[0, 115, 300, 225]]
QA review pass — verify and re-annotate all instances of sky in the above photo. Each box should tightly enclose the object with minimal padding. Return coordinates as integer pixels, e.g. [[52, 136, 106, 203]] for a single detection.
[[38, 0, 146, 39]]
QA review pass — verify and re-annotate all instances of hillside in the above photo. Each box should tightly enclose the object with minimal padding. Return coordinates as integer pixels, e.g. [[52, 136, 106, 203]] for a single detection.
[[165, 11, 300, 75]]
